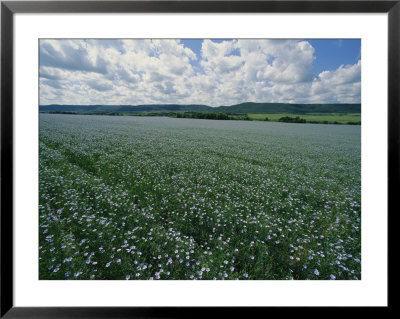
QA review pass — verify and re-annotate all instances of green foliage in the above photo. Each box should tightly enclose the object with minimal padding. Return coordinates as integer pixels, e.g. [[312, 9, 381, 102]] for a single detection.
[[279, 116, 307, 123], [176, 112, 230, 120]]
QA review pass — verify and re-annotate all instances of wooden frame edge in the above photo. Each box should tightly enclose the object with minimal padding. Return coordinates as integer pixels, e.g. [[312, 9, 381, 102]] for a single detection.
[[1, 1, 395, 317]]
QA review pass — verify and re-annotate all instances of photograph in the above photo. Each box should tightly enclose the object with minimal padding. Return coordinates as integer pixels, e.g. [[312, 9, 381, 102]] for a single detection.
[[38, 38, 361, 281]]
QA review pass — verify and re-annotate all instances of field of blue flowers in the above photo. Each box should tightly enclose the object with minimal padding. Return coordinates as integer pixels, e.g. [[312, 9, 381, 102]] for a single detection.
[[39, 114, 361, 280]]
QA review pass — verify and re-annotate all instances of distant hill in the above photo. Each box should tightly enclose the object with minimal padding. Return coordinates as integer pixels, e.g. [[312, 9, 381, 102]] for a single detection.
[[40, 102, 361, 114], [217, 102, 361, 114], [39, 104, 213, 113]]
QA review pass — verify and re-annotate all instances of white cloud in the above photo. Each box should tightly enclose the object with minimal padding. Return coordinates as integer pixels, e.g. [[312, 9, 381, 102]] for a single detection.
[[39, 39, 361, 106], [236, 39, 315, 84], [317, 60, 361, 85], [311, 60, 361, 103]]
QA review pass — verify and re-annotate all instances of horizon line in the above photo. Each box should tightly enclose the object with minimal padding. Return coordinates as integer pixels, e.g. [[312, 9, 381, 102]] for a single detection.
[[39, 102, 362, 107]]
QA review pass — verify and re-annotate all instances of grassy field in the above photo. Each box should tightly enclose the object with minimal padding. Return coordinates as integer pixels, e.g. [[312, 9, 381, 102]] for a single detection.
[[39, 114, 361, 280], [248, 113, 361, 124]]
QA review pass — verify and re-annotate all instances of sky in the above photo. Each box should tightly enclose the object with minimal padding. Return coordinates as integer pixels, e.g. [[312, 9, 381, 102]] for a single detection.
[[39, 39, 361, 106]]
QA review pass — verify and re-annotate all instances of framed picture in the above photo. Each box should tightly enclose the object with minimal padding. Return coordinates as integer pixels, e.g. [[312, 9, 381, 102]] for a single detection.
[[1, 0, 395, 317]]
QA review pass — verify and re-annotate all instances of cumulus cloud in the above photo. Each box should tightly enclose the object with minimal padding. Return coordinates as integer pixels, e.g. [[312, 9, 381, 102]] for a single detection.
[[86, 79, 114, 92], [239, 39, 315, 84], [39, 39, 361, 106], [40, 40, 108, 74], [311, 60, 361, 103]]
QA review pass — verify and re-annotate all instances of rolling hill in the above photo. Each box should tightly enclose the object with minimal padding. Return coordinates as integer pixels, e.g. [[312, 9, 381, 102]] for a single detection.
[[217, 102, 361, 114], [40, 102, 361, 114], [39, 104, 213, 113]]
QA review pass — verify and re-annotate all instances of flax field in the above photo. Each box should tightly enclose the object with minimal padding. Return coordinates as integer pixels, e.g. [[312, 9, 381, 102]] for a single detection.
[[39, 114, 361, 280]]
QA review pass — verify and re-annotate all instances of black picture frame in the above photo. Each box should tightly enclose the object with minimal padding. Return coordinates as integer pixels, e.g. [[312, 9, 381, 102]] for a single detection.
[[1, 1, 396, 317]]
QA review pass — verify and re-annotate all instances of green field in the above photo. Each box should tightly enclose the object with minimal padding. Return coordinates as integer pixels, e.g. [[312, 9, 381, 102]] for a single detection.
[[39, 114, 361, 280], [41, 111, 361, 125], [248, 113, 361, 124]]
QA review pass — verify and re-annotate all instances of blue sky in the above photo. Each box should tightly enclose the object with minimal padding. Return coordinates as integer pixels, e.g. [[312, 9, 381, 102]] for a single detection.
[[307, 39, 360, 75], [40, 39, 361, 106]]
